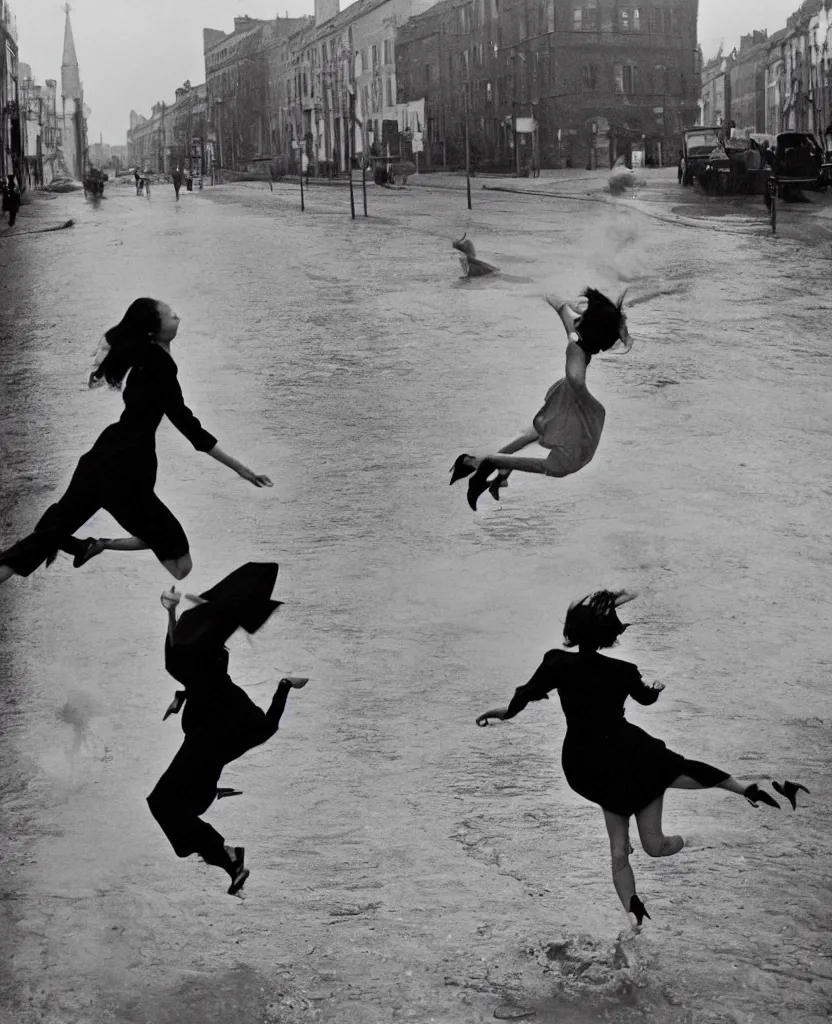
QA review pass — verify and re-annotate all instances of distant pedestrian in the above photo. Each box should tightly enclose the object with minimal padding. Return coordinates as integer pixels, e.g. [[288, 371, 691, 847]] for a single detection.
[[0, 298, 273, 588], [5, 174, 20, 227], [134, 168, 141, 195], [172, 167, 183, 200], [450, 289, 632, 510], [147, 565, 308, 896], [185, 170, 193, 192]]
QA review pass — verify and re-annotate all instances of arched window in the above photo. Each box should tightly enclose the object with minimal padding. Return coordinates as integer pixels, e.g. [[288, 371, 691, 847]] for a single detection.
[[632, 8, 640, 31]]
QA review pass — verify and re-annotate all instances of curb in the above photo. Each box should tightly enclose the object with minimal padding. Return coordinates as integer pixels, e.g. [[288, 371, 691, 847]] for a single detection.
[[0, 218, 74, 239]]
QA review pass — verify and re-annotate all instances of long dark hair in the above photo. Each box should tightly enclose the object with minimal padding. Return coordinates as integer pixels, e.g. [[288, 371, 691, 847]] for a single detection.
[[90, 298, 162, 389], [563, 590, 629, 650], [575, 288, 627, 357]]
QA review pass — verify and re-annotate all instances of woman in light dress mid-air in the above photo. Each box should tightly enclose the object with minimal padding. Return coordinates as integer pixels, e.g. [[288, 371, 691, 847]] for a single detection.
[[450, 288, 632, 510]]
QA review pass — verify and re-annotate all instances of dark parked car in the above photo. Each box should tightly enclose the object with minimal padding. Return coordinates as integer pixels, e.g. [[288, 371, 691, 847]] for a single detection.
[[678, 126, 723, 186]]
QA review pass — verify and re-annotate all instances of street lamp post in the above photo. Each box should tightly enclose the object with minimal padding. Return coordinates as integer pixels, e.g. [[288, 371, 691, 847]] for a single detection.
[[464, 76, 472, 210], [216, 97, 224, 182]]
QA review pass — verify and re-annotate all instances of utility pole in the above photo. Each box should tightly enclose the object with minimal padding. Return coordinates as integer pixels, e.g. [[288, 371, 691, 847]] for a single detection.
[[464, 77, 472, 210], [348, 85, 356, 219]]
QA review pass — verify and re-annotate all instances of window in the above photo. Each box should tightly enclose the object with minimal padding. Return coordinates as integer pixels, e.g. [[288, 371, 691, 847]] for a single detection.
[[581, 63, 599, 91], [362, 84, 370, 116], [385, 77, 393, 105], [632, 8, 640, 31], [547, 0, 555, 31], [573, 7, 581, 30], [584, 0, 598, 30], [622, 63, 637, 93], [486, 80, 493, 102], [620, 9, 630, 32], [361, 49, 368, 73], [372, 44, 379, 68], [655, 65, 670, 94], [383, 38, 393, 65]]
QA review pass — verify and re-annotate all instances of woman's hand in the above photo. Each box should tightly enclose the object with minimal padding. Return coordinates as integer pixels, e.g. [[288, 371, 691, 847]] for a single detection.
[[240, 466, 274, 488], [649, 682, 665, 696], [544, 292, 568, 314], [476, 708, 508, 727], [160, 586, 181, 610]]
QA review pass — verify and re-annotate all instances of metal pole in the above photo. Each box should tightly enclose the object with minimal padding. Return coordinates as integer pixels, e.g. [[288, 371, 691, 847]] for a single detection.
[[348, 89, 356, 219], [300, 139, 305, 211], [464, 81, 472, 210]]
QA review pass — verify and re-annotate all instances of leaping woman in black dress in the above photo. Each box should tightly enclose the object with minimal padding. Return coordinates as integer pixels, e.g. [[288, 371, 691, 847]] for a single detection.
[[475, 590, 808, 926], [0, 298, 272, 587]]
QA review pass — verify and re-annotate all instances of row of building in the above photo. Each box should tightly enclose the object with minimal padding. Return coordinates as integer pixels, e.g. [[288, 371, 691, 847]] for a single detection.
[[129, 0, 703, 177], [699, 0, 832, 139], [3, 3, 92, 188]]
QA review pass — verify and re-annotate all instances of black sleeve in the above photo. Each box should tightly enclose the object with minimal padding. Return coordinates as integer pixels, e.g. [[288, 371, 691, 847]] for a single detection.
[[626, 664, 660, 705], [162, 364, 218, 453], [503, 651, 560, 720]]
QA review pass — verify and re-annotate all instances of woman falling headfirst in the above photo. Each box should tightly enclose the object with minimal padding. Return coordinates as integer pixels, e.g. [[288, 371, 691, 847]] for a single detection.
[[0, 298, 272, 587], [148, 563, 308, 896], [475, 590, 808, 926], [450, 288, 631, 510]]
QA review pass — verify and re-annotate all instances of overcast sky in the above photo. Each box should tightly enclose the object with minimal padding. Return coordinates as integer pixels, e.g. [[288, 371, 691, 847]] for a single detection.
[[16, 0, 806, 145]]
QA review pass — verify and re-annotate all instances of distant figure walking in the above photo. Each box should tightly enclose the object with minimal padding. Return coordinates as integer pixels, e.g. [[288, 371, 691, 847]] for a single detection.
[[0, 298, 273, 588], [450, 289, 631, 510], [172, 167, 183, 200], [5, 174, 21, 226], [147, 564, 309, 895], [134, 168, 142, 195], [475, 590, 808, 926]]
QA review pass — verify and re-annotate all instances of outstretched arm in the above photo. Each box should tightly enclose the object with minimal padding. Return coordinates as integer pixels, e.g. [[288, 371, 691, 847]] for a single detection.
[[476, 655, 559, 727], [206, 445, 273, 488]]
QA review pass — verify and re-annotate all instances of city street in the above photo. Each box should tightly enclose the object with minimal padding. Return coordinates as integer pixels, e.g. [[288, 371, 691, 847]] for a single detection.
[[1, 175, 831, 1024]]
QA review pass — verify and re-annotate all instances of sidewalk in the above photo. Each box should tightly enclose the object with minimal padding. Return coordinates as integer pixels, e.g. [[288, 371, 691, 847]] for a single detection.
[[0, 189, 76, 238]]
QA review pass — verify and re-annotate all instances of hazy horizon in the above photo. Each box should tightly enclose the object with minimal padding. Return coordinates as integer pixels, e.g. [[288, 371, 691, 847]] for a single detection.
[[15, 0, 807, 146]]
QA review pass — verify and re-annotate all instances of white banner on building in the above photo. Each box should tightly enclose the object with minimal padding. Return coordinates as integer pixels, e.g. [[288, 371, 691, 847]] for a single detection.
[[515, 117, 537, 134]]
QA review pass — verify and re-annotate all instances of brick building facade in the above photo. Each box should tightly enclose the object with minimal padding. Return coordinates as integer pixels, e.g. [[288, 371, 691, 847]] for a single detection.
[[397, 0, 699, 171]]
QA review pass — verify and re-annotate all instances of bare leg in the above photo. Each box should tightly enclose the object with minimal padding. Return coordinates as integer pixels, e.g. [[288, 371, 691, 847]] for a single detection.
[[634, 794, 684, 857], [670, 773, 747, 795], [603, 809, 636, 912], [491, 428, 542, 490]]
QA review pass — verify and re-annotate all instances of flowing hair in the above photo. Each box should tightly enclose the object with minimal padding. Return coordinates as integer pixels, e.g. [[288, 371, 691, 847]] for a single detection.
[[563, 590, 629, 650], [575, 288, 627, 356], [89, 298, 162, 389]]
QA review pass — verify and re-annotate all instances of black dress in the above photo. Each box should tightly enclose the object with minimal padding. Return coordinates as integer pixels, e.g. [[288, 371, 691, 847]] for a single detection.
[[508, 649, 727, 816], [0, 345, 217, 575], [146, 637, 283, 863]]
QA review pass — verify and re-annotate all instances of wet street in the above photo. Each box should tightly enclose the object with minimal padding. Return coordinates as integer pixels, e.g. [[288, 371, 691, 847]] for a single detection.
[[1, 175, 831, 1024]]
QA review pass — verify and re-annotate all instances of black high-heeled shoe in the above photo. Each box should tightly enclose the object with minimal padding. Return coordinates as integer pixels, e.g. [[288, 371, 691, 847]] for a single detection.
[[772, 780, 809, 811], [450, 454, 477, 485], [488, 472, 509, 501], [629, 894, 651, 926], [744, 784, 780, 809], [467, 460, 496, 511], [227, 846, 249, 896], [73, 537, 104, 569]]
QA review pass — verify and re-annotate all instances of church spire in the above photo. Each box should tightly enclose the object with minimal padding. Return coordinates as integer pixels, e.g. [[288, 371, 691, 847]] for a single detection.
[[61, 4, 82, 100]]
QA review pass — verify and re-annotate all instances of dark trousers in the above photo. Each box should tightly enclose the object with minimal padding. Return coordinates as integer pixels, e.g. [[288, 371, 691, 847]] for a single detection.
[[174, 183, 181, 199], [0, 452, 187, 576], [146, 687, 286, 868]]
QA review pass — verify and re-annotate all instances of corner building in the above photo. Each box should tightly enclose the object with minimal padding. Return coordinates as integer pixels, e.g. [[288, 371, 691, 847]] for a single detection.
[[397, 0, 699, 171]]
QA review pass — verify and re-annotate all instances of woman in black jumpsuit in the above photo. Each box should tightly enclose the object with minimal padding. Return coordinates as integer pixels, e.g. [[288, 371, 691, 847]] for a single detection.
[[147, 567, 307, 896], [0, 298, 272, 586], [476, 590, 806, 925]]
